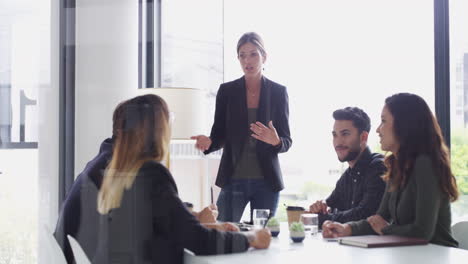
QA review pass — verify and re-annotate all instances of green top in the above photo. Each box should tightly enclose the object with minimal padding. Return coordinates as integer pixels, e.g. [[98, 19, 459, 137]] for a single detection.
[[232, 108, 263, 180], [349, 155, 458, 247]]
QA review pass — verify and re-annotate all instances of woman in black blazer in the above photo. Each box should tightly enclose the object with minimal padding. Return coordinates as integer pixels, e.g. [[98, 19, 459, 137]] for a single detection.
[[192, 32, 292, 222]]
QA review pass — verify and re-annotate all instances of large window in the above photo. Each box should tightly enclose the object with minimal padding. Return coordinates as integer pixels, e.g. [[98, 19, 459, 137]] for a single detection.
[[160, 0, 223, 95], [151, 0, 225, 209], [450, 0, 468, 222], [154, 0, 466, 222], [224, 0, 434, 221]]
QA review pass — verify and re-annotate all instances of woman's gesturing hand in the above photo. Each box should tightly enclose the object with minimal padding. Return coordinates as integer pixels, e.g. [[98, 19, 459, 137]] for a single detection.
[[191, 135, 212, 151], [250, 121, 281, 146]]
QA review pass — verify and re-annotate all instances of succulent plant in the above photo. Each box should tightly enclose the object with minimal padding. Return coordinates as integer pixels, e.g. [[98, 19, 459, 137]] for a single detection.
[[266, 217, 280, 227], [289, 221, 305, 232]]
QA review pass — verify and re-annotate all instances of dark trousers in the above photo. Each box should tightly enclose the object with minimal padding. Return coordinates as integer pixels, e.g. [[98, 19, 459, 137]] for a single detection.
[[216, 179, 279, 223]]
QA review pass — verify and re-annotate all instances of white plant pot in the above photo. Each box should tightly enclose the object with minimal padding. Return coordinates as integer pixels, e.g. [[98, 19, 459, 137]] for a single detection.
[[268, 226, 280, 232], [289, 230, 305, 238]]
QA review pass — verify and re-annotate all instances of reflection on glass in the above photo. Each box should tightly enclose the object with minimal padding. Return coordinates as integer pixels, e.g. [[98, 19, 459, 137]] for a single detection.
[[0, 0, 49, 262]]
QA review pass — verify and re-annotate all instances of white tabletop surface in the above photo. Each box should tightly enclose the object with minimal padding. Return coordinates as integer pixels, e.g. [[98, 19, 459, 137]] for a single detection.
[[185, 223, 468, 264]]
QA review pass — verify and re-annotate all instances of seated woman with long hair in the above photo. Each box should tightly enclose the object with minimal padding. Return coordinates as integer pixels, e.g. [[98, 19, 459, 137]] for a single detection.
[[322, 93, 459, 247], [93, 94, 270, 263]]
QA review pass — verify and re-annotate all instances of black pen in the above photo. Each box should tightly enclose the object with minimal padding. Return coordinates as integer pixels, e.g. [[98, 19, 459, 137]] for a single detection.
[[210, 186, 214, 204]]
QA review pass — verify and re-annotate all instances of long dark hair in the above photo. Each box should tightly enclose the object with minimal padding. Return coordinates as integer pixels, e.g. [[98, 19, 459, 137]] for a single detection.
[[382, 93, 458, 202]]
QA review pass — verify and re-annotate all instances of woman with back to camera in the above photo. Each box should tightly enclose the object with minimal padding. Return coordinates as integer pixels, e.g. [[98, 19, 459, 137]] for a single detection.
[[94, 94, 271, 264], [322, 93, 459, 247], [191, 32, 292, 223]]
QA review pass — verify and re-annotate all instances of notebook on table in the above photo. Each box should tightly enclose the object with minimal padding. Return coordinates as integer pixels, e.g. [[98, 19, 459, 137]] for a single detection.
[[338, 235, 429, 248]]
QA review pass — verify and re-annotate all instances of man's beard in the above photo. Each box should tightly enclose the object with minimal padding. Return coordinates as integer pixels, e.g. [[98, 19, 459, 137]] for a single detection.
[[338, 142, 361, 162]]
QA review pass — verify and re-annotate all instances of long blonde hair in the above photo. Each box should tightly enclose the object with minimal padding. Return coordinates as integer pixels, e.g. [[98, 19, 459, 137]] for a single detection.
[[98, 94, 170, 214]]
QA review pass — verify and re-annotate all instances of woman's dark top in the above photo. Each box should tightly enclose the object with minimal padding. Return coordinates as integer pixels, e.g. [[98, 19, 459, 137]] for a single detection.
[[93, 161, 250, 264], [232, 108, 263, 179], [350, 155, 459, 247]]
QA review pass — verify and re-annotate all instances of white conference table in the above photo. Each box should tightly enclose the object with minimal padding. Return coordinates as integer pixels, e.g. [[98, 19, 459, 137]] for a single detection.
[[185, 223, 468, 264]]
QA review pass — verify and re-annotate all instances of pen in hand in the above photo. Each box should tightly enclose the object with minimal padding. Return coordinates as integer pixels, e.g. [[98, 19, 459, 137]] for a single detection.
[[210, 186, 214, 204]]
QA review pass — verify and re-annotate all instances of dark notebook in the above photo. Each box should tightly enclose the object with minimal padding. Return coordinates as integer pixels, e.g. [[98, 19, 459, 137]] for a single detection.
[[339, 235, 429, 248]]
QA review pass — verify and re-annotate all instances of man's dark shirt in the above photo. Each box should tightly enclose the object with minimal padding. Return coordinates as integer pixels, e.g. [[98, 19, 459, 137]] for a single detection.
[[319, 147, 386, 227]]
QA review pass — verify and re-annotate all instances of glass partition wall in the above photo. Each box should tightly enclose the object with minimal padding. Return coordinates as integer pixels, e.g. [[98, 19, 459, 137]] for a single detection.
[[1, 1, 467, 263], [0, 0, 52, 262]]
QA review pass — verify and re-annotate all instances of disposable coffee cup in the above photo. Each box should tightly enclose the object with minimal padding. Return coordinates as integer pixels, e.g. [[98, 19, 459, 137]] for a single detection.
[[286, 206, 305, 226]]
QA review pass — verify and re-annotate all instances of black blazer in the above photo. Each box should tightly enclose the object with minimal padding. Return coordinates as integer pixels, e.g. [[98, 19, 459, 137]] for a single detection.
[[204, 76, 292, 192], [55, 139, 248, 263], [93, 161, 250, 264]]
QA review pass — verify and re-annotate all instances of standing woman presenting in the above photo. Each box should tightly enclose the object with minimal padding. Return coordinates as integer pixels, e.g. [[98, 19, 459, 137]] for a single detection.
[[192, 32, 292, 222]]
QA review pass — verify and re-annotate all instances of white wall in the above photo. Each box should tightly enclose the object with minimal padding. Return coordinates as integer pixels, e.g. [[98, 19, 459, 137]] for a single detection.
[[74, 0, 138, 175]]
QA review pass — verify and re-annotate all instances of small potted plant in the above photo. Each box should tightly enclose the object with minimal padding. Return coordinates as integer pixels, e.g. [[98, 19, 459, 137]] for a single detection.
[[289, 221, 305, 243], [266, 217, 280, 237]]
